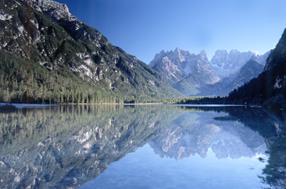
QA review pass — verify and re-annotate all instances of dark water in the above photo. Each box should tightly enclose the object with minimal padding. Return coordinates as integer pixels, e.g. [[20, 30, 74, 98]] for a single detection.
[[0, 105, 285, 189]]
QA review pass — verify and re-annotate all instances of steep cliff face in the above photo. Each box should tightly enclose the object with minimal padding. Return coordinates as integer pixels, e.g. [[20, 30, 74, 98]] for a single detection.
[[228, 30, 286, 109], [150, 49, 220, 95], [0, 0, 177, 103]]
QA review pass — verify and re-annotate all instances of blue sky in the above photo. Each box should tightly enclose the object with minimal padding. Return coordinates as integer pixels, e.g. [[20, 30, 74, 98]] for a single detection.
[[58, 0, 285, 63]]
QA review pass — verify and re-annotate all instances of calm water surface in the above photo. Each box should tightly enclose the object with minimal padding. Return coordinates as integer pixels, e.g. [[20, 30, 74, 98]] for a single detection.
[[0, 105, 285, 189]]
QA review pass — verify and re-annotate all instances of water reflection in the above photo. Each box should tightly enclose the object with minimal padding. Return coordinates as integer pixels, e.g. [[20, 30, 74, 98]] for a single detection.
[[150, 111, 267, 159], [0, 105, 285, 189]]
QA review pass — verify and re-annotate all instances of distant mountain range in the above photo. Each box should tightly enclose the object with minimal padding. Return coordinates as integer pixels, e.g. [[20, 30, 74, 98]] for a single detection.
[[210, 50, 270, 77], [150, 48, 269, 96], [0, 0, 177, 103]]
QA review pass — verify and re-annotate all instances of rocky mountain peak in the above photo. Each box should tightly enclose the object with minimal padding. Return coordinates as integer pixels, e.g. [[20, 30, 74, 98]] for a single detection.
[[198, 50, 208, 62], [211, 50, 227, 66], [149, 49, 220, 95], [174, 48, 188, 62], [21, 0, 75, 21]]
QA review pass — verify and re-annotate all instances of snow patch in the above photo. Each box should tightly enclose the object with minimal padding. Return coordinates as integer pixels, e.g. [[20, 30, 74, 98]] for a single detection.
[[75, 23, 81, 30], [76, 53, 94, 66], [14, 175, 21, 183], [18, 25, 25, 34], [274, 77, 282, 89], [76, 53, 85, 58], [149, 80, 156, 86], [2, 42, 7, 48], [72, 58, 95, 78], [0, 13, 12, 21], [74, 130, 92, 144], [83, 142, 92, 150], [0, 161, 6, 167], [84, 57, 93, 66], [78, 65, 93, 79], [30, 19, 39, 29], [37, 142, 45, 147]]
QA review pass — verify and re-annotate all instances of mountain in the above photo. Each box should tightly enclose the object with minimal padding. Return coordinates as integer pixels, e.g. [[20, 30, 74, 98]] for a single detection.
[[150, 49, 220, 95], [210, 49, 268, 77], [150, 48, 269, 96], [253, 50, 271, 65], [228, 30, 286, 109], [201, 59, 265, 96], [150, 49, 190, 84], [0, 0, 177, 103]]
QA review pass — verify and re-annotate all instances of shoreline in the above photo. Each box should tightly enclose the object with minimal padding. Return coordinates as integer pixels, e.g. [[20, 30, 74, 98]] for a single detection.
[[0, 102, 261, 108]]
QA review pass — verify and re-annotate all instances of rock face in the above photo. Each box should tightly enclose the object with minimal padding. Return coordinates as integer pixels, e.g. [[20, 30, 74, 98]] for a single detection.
[[228, 30, 286, 109], [26, 0, 75, 20], [0, 0, 177, 103], [150, 49, 220, 95]]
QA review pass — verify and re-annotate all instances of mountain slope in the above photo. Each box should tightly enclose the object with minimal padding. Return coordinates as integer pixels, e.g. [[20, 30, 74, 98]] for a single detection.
[[0, 0, 177, 103], [228, 30, 286, 109], [201, 59, 265, 96]]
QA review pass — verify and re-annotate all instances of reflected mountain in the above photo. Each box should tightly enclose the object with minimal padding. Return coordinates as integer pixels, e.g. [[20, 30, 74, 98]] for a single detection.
[[0, 106, 180, 188], [0, 105, 285, 189], [149, 110, 267, 159]]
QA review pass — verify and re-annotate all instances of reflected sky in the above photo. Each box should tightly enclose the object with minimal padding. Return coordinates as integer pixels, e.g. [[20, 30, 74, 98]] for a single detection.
[[0, 105, 284, 189], [82, 145, 267, 189]]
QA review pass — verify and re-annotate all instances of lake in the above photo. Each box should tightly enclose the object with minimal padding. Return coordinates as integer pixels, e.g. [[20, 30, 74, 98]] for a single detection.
[[0, 105, 285, 189]]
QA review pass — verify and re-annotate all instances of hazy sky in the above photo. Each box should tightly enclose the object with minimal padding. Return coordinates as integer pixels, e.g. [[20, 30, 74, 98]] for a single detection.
[[58, 0, 285, 63]]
